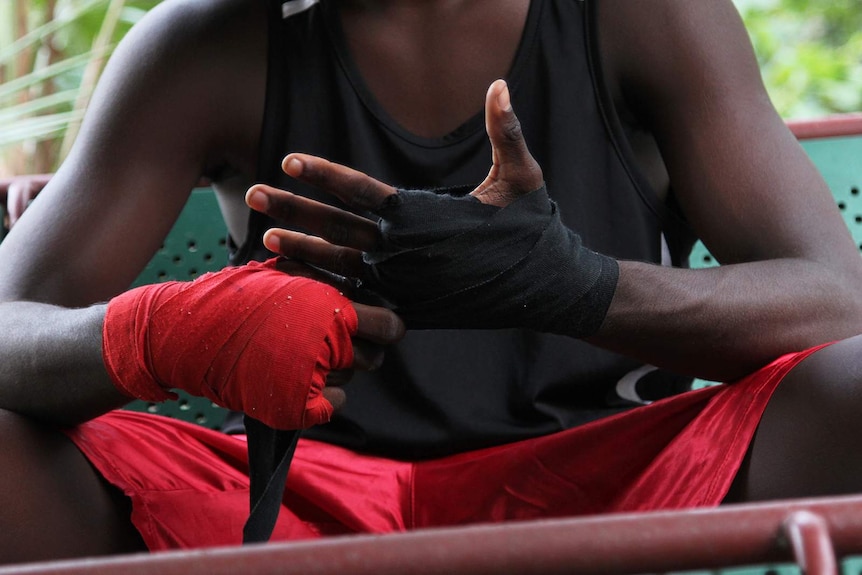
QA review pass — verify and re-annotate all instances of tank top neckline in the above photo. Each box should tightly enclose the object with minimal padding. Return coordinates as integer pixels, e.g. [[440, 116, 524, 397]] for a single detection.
[[319, 0, 543, 150]]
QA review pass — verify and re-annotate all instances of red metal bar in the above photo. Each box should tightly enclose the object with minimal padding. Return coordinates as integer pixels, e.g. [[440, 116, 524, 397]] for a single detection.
[[0, 174, 51, 205], [4, 495, 862, 575], [787, 114, 862, 141], [0, 176, 209, 204], [782, 511, 838, 575]]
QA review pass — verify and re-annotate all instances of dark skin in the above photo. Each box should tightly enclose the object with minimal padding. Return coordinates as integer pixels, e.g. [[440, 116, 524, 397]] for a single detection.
[[0, 0, 861, 563]]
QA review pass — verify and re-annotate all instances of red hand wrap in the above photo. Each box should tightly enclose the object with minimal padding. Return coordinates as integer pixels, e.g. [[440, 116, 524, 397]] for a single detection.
[[102, 258, 358, 429]]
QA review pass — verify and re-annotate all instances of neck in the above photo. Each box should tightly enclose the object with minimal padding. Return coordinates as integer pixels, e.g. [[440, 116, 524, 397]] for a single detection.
[[337, 0, 530, 138]]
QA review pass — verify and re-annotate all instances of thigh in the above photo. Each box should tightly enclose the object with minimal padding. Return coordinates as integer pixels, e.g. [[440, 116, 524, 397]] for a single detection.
[[727, 334, 862, 503], [0, 409, 145, 565]]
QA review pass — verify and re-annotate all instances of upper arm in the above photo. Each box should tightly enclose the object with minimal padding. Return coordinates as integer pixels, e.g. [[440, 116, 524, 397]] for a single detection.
[[0, 0, 266, 306], [598, 0, 860, 270]]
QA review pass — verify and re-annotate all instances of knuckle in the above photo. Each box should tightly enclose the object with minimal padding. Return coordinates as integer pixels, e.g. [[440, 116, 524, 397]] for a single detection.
[[328, 247, 351, 276], [511, 161, 544, 192], [353, 179, 380, 208], [300, 159, 333, 190], [521, 158, 545, 189], [529, 159, 544, 178], [502, 116, 524, 144], [323, 220, 351, 247], [270, 198, 297, 222]]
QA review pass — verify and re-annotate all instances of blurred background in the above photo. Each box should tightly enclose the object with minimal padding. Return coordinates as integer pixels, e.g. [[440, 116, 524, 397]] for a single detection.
[[1, 0, 861, 178], [0, 0, 158, 178]]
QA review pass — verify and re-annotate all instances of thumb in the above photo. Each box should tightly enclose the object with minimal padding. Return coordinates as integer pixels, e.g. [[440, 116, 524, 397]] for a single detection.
[[472, 79, 544, 207]]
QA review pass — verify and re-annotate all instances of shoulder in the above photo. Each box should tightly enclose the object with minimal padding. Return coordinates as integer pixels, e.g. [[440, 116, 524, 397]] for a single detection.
[[133, 0, 268, 46], [590, 0, 856, 271], [105, 0, 268, 94], [84, 0, 270, 176], [594, 0, 764, 128], [0, 0, 273, 305]]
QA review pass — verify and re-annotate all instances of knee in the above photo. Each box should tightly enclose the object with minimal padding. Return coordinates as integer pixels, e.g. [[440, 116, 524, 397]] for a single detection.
[[0, 408, 68, 464], [0, 409, 71, 563], [0, 408, 81, 517], [734, 335, 862, 501], [0, 406, 31, 432], [0, 408, 145, 564], [779, 335, 862, 410]]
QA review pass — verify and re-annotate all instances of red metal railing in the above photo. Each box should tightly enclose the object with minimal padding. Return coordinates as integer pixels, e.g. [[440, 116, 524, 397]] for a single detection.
[[2, 494, 862, 575], [787, 113, 862, 140]]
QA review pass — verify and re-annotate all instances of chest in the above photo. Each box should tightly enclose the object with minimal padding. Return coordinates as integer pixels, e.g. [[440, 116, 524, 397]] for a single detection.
[[337, 0, 530, 139]]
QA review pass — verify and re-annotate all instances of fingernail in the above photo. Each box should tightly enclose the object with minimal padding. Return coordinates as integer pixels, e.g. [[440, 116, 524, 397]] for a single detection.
[[497, 81, 512, 112], [247, 189, 269, 210], [263, 232, 279, 252], [285, 157, 303, 176]]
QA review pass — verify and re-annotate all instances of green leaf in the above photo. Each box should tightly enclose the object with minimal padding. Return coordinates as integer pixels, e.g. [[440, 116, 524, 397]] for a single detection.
[[0, 110, 85, 149]]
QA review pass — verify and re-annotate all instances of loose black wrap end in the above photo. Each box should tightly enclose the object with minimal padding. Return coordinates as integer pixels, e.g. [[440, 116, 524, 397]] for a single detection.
[[242, 415, 301, 544]]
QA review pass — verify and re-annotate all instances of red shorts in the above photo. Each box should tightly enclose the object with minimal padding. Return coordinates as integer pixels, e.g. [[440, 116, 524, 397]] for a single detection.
[[65, 345, 826, 551]]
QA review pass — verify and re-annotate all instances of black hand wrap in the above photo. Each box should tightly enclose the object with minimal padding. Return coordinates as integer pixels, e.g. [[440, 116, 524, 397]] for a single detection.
[[360, 184, 619, 338]]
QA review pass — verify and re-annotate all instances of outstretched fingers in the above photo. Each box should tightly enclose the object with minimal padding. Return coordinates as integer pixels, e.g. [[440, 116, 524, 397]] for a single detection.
[[282, 154, 398, 213], [247, 184, 380, 251], [471, 79, 544, 207]]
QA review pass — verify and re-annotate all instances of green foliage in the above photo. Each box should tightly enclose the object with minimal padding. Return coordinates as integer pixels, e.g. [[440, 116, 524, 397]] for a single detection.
[[733, 0, 862, 118], [0, 0, 159, 176]]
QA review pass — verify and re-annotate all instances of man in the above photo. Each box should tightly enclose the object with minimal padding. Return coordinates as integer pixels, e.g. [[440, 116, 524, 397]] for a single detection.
[[1, 0, 861, 564]]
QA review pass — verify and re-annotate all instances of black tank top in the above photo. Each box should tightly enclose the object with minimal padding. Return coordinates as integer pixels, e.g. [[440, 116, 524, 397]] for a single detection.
[[229, 0, 697, 459]]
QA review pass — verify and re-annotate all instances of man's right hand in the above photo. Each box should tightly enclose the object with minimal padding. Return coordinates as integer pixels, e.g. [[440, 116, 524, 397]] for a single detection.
[[101, 258, 404, 430]]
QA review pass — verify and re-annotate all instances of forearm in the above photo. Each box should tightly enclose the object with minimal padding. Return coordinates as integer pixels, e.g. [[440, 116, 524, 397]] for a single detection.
[[0, 302, 128, 425], [589, 258, 862, 382]]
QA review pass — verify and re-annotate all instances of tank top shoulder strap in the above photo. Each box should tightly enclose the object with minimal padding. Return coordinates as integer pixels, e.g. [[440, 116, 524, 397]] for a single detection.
[[231, 0, 326, 265], [581, 0, 696, 264]]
